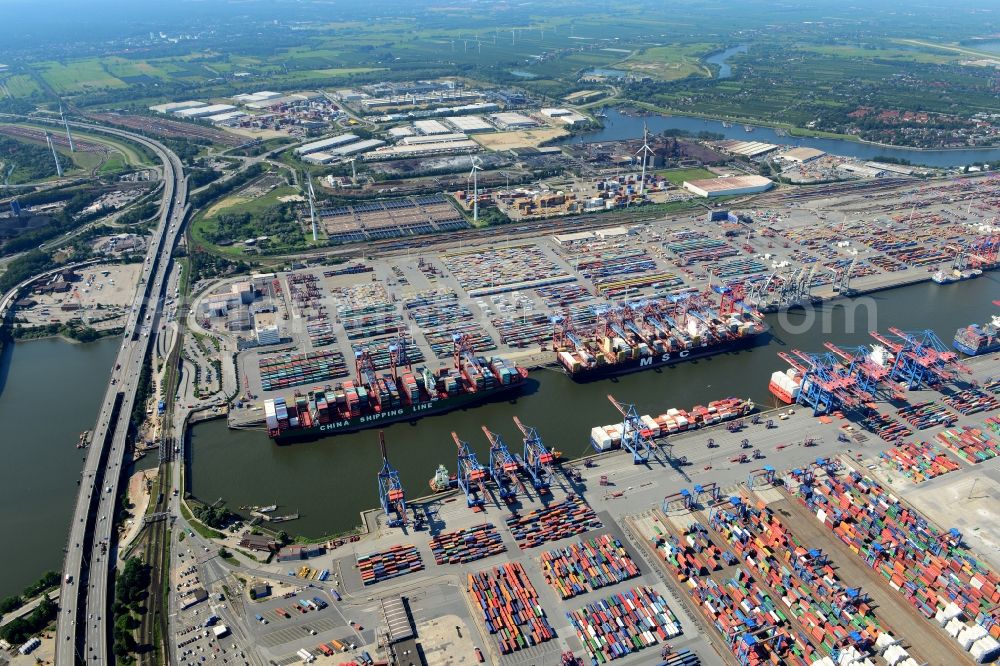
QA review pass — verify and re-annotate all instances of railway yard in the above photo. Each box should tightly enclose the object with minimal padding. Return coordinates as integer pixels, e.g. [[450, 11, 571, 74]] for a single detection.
[[170, 352, 1000, 666]]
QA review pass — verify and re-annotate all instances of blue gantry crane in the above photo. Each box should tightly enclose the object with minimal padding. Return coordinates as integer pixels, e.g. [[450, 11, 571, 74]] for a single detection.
[[747, 465, 776, 488], [605, 394, 656, 464], [481, 426, 521, 501], [376, 431, 407, 528], [823, 342, 894, 400], [871, 327, 971, 389], [512, 416, 554, 491], [452, 431, 487, 508], [777, 350, 858, 416]]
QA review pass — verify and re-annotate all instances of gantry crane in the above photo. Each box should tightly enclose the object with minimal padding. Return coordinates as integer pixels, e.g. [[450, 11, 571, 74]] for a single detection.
[[605, 394, 656, 464], [355, 348, 377, 385], [512, 416, 554, 491], [776, 350, 858, 416], [871, 328, 970, 389], [823, 342, 893, 401], [693, 482, 721, 506], [388, 334, 412, 378], [747, 465, 776, 488], [453, 431, 487, 508], [376, 432, 407, 528], [481, 426, 521, 501]]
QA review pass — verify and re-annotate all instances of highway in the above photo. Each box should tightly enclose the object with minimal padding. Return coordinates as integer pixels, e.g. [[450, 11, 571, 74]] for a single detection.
[[43, 118, 187, 666]]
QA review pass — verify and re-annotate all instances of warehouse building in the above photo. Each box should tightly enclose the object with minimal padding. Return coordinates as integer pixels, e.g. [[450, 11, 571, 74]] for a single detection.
[[714, 139, 779, 158], [400, 133, 469, 145], [149, 100, 205, 114], [445, 115, 493, 133], [174, 103, 237, 118], [232, 91, 282, 104], [779, 147, 825, 163], [490, 112, 538, 129], [366, 140, 479, 160], [294, 133, 359, 156], [413, 119, 450, 135], [683, 175, 774, 198], [330, 138, 385, 156]]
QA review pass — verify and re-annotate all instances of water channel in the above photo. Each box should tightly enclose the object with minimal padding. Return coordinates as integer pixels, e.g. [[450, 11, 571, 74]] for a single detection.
[[0, 336, 120, 598], [705, 45, 747, 79], [189, 276, 1000, 538], [560, 108, 1000, 167]]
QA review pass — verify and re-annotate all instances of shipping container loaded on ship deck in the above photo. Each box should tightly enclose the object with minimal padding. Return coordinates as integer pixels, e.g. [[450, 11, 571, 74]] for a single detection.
[[264, 336, 528, 443], [553, 285, 767, 382]]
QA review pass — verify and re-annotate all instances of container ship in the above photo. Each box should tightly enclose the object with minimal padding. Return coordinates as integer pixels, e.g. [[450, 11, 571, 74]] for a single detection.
[[554, 287, 766, 381], [768, 345, 892, 404], [590, 397, 754, 451], [264, 336, 528, 443], [932, 268, 982, 285], [953, 311, 1000, 357]]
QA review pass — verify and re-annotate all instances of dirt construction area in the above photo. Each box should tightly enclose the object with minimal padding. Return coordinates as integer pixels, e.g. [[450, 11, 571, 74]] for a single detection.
[[19, 263, 142, 330], [473, 127, 568, 150]]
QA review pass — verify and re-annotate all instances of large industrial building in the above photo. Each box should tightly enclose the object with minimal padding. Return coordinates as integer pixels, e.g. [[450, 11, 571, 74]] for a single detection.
[[294, 134, 359, 156], [714, 139, 779, 158], [174, 103, 237, 119], [683, 175, 774, 197], [490, 112, 538, 129]]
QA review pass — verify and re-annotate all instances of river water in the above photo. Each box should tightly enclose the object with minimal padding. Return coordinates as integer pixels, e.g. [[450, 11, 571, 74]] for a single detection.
[[561, 109, 1000, 167], [705, 45, 747, 79], [189, 276, 999, 538], [0, 336, 120, 598]]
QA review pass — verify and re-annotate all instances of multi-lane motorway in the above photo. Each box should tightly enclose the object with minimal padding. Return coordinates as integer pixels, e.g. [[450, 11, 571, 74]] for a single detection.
[[45, 119, 187, 666]]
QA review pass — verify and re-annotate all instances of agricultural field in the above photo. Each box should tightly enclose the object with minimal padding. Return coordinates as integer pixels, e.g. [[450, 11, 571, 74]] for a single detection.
[[617, 43, 714, 81], [37, 59, 128, 93], [0, 74, 42, 98]]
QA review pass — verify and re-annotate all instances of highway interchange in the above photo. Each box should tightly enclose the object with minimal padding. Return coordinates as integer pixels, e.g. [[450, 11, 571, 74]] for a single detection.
[[51, 119, 187, 666]]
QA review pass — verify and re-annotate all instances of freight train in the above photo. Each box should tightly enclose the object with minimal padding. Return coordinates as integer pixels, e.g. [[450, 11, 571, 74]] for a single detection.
[[554, 286, 766, 381], [264, 335, 528, 443]]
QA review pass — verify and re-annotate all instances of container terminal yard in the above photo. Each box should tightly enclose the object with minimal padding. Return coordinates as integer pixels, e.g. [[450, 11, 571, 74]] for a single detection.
[[169, 351, 1000, 666]]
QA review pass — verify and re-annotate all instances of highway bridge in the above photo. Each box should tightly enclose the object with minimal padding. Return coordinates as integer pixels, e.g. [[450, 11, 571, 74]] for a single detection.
[[26, 117, 190, 666]]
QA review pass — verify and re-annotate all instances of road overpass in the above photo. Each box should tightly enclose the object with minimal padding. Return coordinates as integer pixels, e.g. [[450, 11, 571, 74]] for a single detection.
[[27, 117, 190, 666]]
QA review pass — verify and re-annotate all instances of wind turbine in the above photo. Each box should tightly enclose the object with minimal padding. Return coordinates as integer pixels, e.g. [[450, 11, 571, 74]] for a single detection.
[[307, 177, 318, 242], [469, 157, 482, 223], [60, 105, 75, 152], [635, 122, 654, 196], [45, 133, 63, 178]]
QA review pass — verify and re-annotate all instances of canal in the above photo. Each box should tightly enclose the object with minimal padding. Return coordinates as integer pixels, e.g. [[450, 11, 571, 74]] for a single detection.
[[559, 108, 1000, 167], [705, 45, 747, 79], [0, 336, 120, 598], [188, 276, 1000, 538]]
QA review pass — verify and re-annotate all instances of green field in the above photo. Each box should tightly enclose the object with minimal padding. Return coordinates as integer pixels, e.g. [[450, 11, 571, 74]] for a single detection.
[[38, 59, 127, 93], [191, 185, 304, 256], [657, 167, 716, 186], [1, 75, 42, 98], [618, 44, 714, 81]]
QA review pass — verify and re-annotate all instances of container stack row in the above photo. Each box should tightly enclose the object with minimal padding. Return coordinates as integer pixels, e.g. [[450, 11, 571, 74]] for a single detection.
[[793, 464, 1000, 639], [645, 514, 816, 665], [942, 389, 1000, 416], [711, 499, 903, 658], [539, 535, 640, 599], [663, 232, 737, 265], [351, 338, 425, 371], [565, 587, 681, 663], [429, 523, 506, 565], [467, 562, 555, 654], [258, 350, 348, 391], [306, 319, 336, 347], [423, 322, 495, 358], [896, 401, 957, 430], [934, 425, 1000, 463], [441, 244, 573, 298], [403, 290, 474, 328], [535, 284, 594, 308], [491, 312, 552, 348], [859, 410, 912, 441], [357, 545, 424, 586], [652, 523, 728, 579], [505, 497, 602, 549], [879, 441, 960, 482]]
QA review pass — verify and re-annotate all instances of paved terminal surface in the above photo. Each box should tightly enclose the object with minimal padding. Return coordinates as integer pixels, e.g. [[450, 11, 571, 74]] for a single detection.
[[182, 353, 1000, 665]]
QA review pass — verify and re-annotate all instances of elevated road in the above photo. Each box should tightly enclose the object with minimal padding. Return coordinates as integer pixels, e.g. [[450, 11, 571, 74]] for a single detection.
[[36, 118, 188, 666]]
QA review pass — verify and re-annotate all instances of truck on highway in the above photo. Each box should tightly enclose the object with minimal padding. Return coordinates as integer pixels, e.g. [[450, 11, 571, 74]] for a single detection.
[[65, 574, 73, 584]]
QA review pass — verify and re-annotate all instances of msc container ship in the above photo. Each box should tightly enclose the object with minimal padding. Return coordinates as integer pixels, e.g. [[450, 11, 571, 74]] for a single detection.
[[553, 287, 766, 381], [264, 336, 528, 443], [953, 309, 1000, 357]]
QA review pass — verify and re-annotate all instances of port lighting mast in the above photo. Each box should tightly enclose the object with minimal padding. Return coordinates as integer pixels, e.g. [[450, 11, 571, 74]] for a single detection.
[[376, 432, 407, 528], [512, 416, 554, 491], [606, 394, 655, 464], [482, 426, 521, 501], [453, 431, 487, 508]]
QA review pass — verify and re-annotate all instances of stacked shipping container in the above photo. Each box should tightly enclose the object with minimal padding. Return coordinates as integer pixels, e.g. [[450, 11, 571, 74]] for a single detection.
[[467, 562, 555, 654], [540, 535, 640, 599]]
